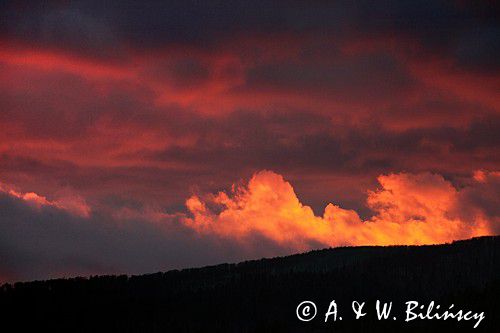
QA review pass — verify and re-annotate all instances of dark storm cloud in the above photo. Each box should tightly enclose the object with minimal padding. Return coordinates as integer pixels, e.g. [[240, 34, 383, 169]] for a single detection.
[[1, 89, 498, 212], [0, 63, 156, 140], [1, 49, 498, 214], [243, 53, 415, 101], [156, 58, 211, 89], [454, 25, 500, 72], [1, 1, 498, 70], [0, 191, 289, 282], [147, 111, 500, 173]]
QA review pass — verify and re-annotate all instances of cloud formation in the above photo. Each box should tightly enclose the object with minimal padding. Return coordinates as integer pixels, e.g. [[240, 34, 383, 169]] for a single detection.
[[184, 170, 495, 250], [1, 170, 497, 283], [0, 181, 90, 217], [0, 179, 282, 283]]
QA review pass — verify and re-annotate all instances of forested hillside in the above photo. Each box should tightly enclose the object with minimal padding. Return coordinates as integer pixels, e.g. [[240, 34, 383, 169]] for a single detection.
[[1, 236, 498, 332]]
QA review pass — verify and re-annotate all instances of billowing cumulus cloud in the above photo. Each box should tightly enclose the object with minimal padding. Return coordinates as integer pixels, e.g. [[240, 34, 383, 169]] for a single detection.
[[1, 170, 497, 283], [184, 170, 496, 251], [0, 180, 284, 283]]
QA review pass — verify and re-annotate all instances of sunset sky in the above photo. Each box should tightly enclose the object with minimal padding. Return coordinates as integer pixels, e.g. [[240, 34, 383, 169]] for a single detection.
[[1, 1, 499, 282]]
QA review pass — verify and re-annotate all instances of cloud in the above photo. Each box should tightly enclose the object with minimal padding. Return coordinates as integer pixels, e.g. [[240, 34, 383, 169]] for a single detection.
[[184, 170, 496, 251], [0, 1, 498, 283], [2, 1, 497, 62], [0, 170, 497, 282], [0, 178, 293, 283], [243, 53, 415, 102], [0, 2, 498, 215], [0, 181, 90, 217]]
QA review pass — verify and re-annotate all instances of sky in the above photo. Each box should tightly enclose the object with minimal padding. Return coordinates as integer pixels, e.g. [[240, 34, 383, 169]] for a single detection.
[[0, 1, 499, 282]]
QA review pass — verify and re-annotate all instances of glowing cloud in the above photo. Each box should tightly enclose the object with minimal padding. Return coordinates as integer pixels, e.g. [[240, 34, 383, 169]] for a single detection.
[[183, 170, 495, 251], [0, 182, 90, 218]]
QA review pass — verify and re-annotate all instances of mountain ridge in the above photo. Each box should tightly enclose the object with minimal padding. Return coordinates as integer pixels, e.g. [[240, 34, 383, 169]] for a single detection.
[[1, 236, 498, 332]]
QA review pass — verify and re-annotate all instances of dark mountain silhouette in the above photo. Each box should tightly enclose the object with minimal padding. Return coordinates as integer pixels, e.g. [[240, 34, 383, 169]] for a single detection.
[[1, 236, 498, 332]]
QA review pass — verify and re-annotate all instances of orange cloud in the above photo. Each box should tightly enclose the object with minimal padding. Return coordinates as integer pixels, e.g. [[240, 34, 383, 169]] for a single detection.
[[183, 170, 495, 251], [0, 182, 90, 218]]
